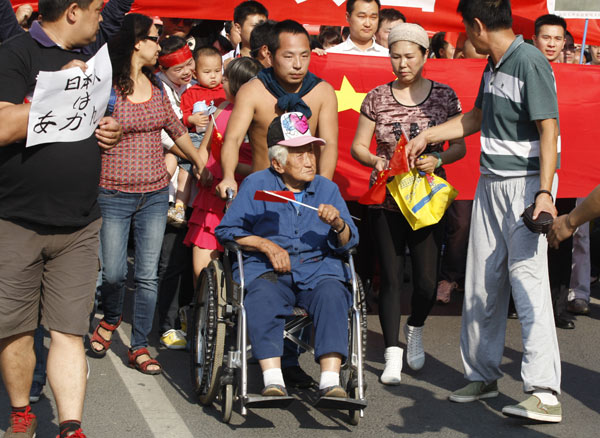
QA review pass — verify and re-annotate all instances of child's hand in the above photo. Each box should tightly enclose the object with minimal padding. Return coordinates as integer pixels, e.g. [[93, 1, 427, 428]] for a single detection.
[[195, 114, 209, 130]]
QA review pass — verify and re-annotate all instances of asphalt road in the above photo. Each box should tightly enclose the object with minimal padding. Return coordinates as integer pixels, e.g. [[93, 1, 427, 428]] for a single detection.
[[2, 282, 599, 438]]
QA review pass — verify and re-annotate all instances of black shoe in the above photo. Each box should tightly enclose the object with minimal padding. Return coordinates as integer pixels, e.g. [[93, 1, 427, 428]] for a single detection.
[[282, 365, 315, 389], [554, 315, 575, 329], [567, 298, 590, 315]]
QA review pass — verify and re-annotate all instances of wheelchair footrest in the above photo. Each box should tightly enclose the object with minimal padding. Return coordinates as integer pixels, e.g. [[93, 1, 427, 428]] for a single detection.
[[243, 395, 295, 409], [312, 396, 367, 411]]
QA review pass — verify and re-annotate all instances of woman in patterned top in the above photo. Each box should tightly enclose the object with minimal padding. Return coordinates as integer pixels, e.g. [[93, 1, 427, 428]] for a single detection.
[[351, 23, 466, 385], [90, 14, 203, 375]]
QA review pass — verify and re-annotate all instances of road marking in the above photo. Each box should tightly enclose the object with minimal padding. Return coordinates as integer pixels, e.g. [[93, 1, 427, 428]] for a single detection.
[[105, 324, 196, 438]]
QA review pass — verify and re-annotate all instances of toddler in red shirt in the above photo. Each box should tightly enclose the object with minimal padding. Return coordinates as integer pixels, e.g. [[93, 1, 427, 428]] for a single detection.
[[168, 46, 226, 225]]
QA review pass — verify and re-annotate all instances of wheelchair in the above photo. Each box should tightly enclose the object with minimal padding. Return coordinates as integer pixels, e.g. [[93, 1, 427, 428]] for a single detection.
[[189, 242, 368, 424]]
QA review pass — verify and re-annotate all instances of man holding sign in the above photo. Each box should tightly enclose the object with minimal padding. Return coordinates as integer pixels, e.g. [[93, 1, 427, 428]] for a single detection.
[[0, 1, 121, 437]]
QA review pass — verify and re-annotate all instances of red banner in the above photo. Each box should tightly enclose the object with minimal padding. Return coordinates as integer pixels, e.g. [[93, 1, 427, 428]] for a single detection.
[[9, 0, 600, 45], [310, 54, 600, 200]]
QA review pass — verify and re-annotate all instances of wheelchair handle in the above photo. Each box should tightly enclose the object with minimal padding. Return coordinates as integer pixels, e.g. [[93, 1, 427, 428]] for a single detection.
[[224, 187, 235, 212]]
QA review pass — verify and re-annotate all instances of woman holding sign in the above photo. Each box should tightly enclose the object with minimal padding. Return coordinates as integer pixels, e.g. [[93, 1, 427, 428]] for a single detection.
[[90, 14, 203, 375], [351, 23, 465, 385]]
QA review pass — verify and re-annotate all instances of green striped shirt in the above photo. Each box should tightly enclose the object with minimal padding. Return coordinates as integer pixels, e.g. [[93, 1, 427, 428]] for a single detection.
[[474, 36, 560, 177]]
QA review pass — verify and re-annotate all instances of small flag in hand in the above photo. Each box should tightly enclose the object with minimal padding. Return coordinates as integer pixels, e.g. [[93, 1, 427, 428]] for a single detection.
[[358, 169, 390, 205], [210, 127, 224, 164], [359, 131, 409, 205], [388, 132, 409, 176], [253, 190, 295, 203]]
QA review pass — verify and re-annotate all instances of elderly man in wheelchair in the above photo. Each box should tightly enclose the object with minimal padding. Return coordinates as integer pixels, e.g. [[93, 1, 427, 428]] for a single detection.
[[215, 112, 360, 404]]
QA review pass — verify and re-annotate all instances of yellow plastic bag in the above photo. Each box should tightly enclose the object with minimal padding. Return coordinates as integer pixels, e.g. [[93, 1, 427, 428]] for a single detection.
[[387, 169, 458, 230]]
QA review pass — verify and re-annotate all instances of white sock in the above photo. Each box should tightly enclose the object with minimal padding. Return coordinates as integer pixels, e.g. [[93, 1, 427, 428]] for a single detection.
[[533, 389, 558, 405], [319, 371, 340, 390], [263, 368, 285, 388]]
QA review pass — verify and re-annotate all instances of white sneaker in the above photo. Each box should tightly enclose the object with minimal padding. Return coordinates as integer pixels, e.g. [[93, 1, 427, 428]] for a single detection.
[[160, 329, 187, 350], [380, 346, 403, 385], [404, 324, 425, 370]]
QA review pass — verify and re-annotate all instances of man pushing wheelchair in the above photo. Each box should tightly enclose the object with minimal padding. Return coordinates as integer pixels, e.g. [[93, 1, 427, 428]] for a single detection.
[[215, 112, 359, 403]]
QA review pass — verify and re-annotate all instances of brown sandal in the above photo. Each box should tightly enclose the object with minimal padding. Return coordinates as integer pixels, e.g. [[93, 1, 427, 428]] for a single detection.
[[89, 317, 122, 357], [128, 347, 162, 375]]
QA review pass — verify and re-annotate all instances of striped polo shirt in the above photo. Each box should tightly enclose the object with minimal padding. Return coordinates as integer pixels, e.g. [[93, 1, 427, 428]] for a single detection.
[[475, 35, 561, 177]]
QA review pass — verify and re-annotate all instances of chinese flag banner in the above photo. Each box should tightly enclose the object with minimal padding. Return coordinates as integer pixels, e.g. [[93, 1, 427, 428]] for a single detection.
[[9, 0, 600, 45], [310, 54, 600, 200]]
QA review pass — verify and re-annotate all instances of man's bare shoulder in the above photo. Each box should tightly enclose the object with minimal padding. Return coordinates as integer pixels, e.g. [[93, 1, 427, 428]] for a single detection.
[[238, 77, 269, 96], [309, 80, 336, 99]]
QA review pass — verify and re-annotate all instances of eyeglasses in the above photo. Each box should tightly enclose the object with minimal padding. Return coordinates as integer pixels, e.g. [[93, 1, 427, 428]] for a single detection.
[[144, 35, 159, 43], [562, 45, 576, 52]]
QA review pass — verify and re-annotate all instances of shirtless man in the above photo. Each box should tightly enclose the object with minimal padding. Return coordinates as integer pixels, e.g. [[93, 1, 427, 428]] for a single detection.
[[216, 19, 338, 198]]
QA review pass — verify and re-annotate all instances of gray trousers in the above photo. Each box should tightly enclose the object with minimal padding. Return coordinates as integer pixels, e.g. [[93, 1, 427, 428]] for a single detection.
[[461, 174, 561, 394], [569, 197, 591, 302]]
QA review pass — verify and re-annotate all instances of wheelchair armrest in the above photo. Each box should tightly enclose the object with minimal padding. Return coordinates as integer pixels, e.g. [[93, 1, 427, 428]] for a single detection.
[[224, 241, 242, 254], [344, 246, 358, 258]]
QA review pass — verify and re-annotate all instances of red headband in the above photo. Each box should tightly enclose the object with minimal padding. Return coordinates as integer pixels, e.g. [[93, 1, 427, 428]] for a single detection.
[[158, 45, 193, 68]]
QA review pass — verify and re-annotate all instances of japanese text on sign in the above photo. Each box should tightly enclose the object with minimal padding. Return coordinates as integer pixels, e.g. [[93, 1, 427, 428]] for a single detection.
[[26, 44, 112, 147]]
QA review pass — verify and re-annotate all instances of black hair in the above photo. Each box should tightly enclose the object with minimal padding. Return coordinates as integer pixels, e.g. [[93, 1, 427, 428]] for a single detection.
[[456, 0, 512, 31], [342, 26, 350, 39], [193, 46, 223, 64], [318, 29, 342, 49], [346, 0, 381, 14], [39, 0, 94, 23], [159, 35, 187, 56], [534, 14, 567, 37], [250, 19, 277, 57], [215, 34, 235, 54], [109, 13, 160, 96], [267, 20, 310, 55], [430, 32, 448, 58], [377, 8, 406, 30], [233, 1, 268, 25], [224, 57, 262, 96]]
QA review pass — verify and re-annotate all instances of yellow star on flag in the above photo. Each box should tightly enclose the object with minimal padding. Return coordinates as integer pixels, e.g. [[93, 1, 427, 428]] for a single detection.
[[335, 76, 367, 113]]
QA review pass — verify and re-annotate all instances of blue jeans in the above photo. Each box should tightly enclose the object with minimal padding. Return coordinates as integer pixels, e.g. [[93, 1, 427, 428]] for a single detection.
[[33, 326, 47, 385], [98, 187, 168, 349]]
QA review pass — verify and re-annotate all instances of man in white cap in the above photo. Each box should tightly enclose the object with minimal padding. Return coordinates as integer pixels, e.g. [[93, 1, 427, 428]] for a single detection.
[[215, 112, 358, 400]]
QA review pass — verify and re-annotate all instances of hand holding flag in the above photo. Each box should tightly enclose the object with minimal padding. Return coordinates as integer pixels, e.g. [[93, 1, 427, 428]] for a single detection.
[[359, 131, 410, 205]]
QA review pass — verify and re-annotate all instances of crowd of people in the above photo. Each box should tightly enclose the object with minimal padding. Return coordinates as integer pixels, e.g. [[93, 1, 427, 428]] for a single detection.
[[0, 0, 599, 436]]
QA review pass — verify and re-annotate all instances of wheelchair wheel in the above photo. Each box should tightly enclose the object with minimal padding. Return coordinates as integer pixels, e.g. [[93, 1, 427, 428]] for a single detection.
[[221, 383, 233, 423], [190, 260, 227, 406], [347, 387, 360, 425], [342, 276, 368, 425]]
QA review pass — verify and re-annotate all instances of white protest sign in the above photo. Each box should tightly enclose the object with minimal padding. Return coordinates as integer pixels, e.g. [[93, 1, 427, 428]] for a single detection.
[[26, 44, 112, 148], [549, 0, 600, 19]]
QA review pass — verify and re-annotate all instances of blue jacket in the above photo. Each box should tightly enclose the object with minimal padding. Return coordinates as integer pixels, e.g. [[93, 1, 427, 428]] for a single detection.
[[215, 168, 359, 289]]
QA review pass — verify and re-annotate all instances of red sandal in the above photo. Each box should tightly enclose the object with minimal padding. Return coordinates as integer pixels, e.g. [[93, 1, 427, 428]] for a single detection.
[[128, 347, 162, 375], [89, 317, 122, 358]]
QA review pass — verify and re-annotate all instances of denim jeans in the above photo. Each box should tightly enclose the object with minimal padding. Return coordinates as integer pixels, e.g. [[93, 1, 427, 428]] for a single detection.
[[98, 187, 168, 349], [33, 326, 47, 385], [157, 223, 193, 335]]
